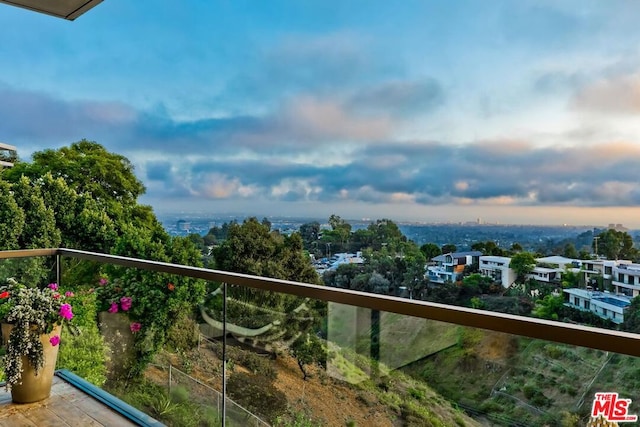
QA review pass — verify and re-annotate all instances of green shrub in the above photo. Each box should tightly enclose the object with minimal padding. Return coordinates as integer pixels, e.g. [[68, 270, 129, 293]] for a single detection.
[[226, 372, 287, 423], [408, 387, 426, 401], [57, 290, 108, 386], [543, 344, 566, 359], [523, 383, 551, 408], [170, 385, 190, 404]]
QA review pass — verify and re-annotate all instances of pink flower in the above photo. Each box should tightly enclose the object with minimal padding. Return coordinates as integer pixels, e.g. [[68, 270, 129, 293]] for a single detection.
[[48, 283, 58, 291], [59, 303, 73, 320], [130, 322, 141, 333], [108, 302, 119, 313], [99, 278, 108, 286], [65, 291, 75, 297], [50, 335, 60, 346], [53, 293, 61, 299], [120, 297, 132, 311]]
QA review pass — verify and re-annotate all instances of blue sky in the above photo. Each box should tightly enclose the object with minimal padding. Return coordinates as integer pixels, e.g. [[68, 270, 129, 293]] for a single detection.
[[2, 1, 640, 226]]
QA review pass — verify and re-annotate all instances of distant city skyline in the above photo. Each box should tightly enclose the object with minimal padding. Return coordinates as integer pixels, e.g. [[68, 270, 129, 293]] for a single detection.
[[2, 1, 640, 227]]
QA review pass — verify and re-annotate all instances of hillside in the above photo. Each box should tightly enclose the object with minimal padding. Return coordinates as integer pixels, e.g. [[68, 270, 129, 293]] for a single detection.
[[402, 328, 640, 426], [142, 339, 481, 427]]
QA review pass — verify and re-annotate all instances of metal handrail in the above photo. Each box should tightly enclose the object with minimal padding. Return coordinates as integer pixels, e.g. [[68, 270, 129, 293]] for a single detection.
[[2, 248, 640, 358]]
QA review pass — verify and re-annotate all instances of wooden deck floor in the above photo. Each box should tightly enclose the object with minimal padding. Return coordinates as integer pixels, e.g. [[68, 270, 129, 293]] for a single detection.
[[0, 376, 142, 426]]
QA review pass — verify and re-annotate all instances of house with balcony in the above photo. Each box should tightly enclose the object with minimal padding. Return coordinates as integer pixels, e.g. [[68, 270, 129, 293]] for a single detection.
[[479, 255, 516, 288], [527, 266, 559, 283], [530, 256, 625, 288], [612, 263, 640, 297], [0, 142, 16, 168], [427, 251, 481, 284], [563, 288, 631, 324]]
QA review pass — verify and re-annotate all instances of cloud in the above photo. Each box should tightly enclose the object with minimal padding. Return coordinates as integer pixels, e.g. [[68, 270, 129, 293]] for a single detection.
[[5, 84, 640, 210], [571, 73, 640, 114], [0, 83, 396, 156], [222, 32, 375, 104], [0, 84, 136, 142], [347, 79, 445, 116], [138, 139, 640, 209]]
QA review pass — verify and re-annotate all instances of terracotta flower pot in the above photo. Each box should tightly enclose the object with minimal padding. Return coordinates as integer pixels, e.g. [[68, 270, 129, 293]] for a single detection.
[[1, 323, 62, 403]]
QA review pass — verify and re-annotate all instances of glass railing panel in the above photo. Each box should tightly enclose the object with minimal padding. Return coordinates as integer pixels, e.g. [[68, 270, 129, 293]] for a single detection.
[[3, 250, 638, 426], [0, 255, 57, 287], [218, 286, 640, 427], [55, 259, 231, 426]]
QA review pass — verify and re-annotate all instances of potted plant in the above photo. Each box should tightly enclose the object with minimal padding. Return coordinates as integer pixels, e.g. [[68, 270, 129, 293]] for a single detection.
[[0, 278, 75, 403]]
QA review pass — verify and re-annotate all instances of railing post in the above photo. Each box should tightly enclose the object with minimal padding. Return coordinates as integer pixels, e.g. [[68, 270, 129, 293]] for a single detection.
[[168, 364, 172, 394], [222, 282, 227, 427], [56, 254, 61, 287]]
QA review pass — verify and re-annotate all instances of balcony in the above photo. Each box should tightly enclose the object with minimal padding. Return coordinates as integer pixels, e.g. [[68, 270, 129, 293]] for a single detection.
[[1, 248, 640, 426], [0, 143, 16, 169]]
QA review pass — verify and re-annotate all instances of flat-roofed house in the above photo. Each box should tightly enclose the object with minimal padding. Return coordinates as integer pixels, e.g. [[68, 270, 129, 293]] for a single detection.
[[479, 255, 516, 288]]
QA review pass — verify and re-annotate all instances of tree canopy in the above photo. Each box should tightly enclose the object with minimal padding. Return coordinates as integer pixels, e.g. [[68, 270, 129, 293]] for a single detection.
[[0, 141, 207, 376], [509, 252, 537, 283], [594, 229, 638, 260]]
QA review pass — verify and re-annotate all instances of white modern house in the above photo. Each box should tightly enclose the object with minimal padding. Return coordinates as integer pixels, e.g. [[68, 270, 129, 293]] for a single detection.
[[427, 251, 482, 284], [535, 255, 578, 270], [479, 256, 516, 288], [612, 263, 640, 297], [527, 266, 559, 283], [532, 256, 627, 287], [0, 142, 16, 168], [563, 288, 632, 324]]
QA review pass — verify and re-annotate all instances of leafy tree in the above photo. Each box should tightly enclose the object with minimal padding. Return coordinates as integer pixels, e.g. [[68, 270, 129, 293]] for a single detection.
[[562, 243, 578, 259], [299, 221, 320, 251], [621, 296, 640, 334], [349, 227, 374, 252], [578, 249, 593, 260], [289, 333, 325, 380], [323, 214, 351, 253], [441, 244, 457, 254], [424, 282, 459, 305], [510, 252, 537, 283], [532, 295, 564, 320], [186, 233, 206, 254], [214, 218, 319, 284], [3, 141, 156, 253], [204, 221, 235, 244], [12, 176, 61, 249], [369, 272, 391, 294], [471, 241, 505, 256], [510, 242, 523, 253], [420, 243, 441, 260], [1, 140, 208, 377], [560, 269, 582, 288], [0, 180, 25, 250], [463, 273, 495, 294], [5, 140, 145, 210], [366, 218, 406, 251], [323, 263, 363, 289], [595, 229, 638, 260]]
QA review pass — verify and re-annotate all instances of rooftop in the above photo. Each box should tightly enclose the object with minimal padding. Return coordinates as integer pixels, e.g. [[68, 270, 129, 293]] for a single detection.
[[0, 0, 103, 20]]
